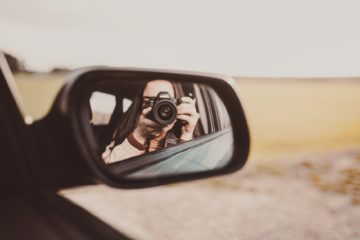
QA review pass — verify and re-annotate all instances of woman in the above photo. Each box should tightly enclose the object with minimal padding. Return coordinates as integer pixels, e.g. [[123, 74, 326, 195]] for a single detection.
[[102, 79, 200, 164]]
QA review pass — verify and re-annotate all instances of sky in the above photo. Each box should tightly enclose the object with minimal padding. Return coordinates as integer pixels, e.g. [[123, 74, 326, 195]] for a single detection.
[[1, 0, 360, 77]]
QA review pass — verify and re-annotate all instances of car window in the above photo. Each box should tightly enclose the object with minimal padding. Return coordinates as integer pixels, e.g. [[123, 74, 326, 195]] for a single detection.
[[13, 72, 65, 121]]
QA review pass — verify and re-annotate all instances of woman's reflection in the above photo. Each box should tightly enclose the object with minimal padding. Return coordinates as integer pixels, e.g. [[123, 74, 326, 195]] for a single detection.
[[102, 80, 200, 164]]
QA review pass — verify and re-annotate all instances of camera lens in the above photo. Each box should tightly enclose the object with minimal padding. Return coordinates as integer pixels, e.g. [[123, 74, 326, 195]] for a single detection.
[[158, 105, 173, 120], [153, 100, 177, 125]]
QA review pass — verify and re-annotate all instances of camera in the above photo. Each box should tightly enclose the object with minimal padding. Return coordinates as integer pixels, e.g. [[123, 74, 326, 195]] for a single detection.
[[143, 91, 179, 125]]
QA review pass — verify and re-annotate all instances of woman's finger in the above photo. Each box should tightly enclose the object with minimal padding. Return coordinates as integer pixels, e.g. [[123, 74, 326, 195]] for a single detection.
[[177, 105, 197, 116], [142, 107, 152, 115], [143, 118, 161, 128], [177, 100, 195, 109], [181, 97, 195, 104], [177, 114, 192, 123], [178, 100, 195, 108]]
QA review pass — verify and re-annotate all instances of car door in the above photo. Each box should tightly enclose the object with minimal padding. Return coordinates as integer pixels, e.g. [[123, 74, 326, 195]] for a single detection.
[[0, 54, 130, 240]]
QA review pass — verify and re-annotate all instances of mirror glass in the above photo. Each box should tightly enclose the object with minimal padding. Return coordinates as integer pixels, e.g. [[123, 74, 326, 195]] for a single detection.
[[86, 78, 234, 179]]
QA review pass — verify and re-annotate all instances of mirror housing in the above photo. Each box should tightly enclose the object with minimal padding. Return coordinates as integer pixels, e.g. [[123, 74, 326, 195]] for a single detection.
[[57, 67, 250, 188]]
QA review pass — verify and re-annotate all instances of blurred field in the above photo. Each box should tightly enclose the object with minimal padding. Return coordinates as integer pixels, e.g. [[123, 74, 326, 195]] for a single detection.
[[14, 73, 360, 161], [235, 78, 360, 160]]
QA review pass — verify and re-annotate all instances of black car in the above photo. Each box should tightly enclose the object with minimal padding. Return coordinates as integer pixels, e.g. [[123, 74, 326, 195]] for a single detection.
[[0, 53, 250, 239]]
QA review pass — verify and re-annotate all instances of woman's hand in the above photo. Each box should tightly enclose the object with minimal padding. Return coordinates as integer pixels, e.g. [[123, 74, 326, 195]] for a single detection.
[[132, 107, 175, 144], [132, 107, 159, 143], [177, 97, 199, 141]]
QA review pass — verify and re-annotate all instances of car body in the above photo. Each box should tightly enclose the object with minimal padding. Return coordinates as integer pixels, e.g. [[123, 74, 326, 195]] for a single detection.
[[0, 55, 249, 239]]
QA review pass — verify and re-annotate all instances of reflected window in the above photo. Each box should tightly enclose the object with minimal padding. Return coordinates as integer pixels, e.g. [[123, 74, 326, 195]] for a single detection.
[[90, 91, 116, 125], [122, 98, 132, 112]]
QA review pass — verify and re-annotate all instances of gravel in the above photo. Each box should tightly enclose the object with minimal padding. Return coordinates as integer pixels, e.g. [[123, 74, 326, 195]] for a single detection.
[[61, 150, 360, 240]]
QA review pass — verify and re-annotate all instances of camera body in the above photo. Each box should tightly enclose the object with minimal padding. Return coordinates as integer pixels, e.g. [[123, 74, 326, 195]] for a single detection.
[[143, 91, 180, 125]]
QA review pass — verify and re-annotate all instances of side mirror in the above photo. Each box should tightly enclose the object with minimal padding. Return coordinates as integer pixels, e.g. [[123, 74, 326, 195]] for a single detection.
[[59, 67, 250, 188]]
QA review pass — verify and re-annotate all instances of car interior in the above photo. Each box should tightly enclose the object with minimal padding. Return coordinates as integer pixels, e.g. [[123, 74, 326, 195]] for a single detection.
[[88, 80, 230, 156]]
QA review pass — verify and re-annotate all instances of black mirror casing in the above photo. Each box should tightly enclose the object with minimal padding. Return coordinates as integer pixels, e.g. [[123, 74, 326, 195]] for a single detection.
[[56, 67, 250, 188]]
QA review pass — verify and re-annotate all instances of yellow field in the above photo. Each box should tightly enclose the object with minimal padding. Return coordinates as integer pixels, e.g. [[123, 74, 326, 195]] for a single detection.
[[236, 78, 360, 160], [14, 72, 66, 119], [13, 73, 360, 161]]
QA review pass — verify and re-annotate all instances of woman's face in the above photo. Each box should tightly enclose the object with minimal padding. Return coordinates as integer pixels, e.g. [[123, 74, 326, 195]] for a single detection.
[[143, 80, 175, 99]]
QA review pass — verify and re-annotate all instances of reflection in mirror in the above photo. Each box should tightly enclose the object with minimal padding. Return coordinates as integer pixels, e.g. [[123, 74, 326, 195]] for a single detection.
[[88, 79, 233, 179]]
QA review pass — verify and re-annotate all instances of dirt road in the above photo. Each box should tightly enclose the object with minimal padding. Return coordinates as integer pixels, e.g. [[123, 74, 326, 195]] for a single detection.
[[61, 149, 360, 240]]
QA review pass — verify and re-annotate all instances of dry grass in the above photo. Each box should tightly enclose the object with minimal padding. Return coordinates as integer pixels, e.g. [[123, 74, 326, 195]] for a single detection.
[[296, 154, 360, 205], [236, 78, 360, 160]]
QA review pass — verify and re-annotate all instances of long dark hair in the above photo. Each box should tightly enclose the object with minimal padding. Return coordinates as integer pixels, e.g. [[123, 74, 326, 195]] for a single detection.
[[112, 80, 198, 147]]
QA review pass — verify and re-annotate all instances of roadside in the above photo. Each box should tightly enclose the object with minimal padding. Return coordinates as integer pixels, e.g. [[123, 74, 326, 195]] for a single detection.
[[61, 148, 360, 240]]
